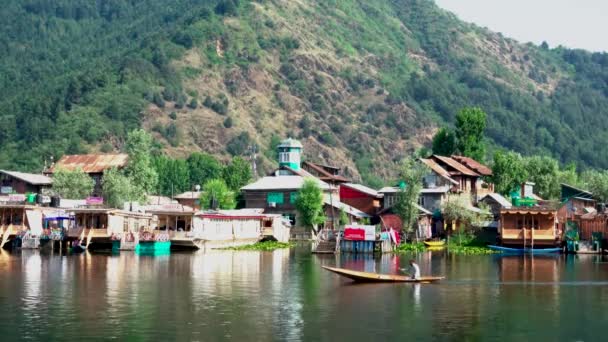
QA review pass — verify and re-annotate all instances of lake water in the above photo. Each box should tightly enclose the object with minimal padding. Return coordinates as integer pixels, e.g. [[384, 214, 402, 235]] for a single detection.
[[1, 245, 607, 341]]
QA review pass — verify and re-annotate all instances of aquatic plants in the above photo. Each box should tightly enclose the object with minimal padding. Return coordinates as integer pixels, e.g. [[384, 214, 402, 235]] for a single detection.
[[394, 242, 425, 253], [219, 241, 294, 251], [447, 233, 498, 255]]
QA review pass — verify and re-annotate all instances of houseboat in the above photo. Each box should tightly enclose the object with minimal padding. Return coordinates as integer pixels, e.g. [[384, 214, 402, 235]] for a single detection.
[[0, 202, 56, 249], [187, 210, 291, 251], [498, 204, 560, 248], [68, 208, 153, 251], [144, 203, 195, 251]]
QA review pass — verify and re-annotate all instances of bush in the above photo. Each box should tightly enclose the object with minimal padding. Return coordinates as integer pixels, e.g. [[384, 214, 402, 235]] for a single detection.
[[175, 94, 187, 108], [188, 98, 198, 109], [152, 92, 165, 108], [223, 117, 233, 128], [226, 132, 251, 156], [169, 111, 177, 120], [203, 95, 228, 115]]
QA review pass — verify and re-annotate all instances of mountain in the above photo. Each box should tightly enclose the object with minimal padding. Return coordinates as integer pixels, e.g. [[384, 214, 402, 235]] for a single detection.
[[2, 0, 608, 187]]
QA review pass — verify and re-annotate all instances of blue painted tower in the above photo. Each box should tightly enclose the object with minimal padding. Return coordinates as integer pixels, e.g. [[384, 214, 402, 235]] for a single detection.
[[278, 138, 303, 171]]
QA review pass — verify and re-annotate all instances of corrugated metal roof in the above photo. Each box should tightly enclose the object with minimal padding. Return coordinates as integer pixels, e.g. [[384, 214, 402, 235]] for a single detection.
[[50, 154, 128, 173], [241, 176, 330, 191], [452, 156, 492, 176], [432, 155, 479, 177], [0, 170, 52, 185]]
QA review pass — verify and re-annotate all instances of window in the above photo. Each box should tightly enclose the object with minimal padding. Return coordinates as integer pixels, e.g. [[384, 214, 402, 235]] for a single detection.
[[267, 192, 284, 205], [290, 192, 298, 204]]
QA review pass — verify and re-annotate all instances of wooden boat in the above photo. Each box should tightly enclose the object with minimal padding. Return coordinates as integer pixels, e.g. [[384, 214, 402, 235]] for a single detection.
[[424, 240, 446, 247], [322, 266, 445, 283], [488, 245, 561, 254]]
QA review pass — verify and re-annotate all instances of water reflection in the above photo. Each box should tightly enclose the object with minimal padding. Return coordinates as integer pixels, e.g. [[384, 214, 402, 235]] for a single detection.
[[1, 248, 608, 341]]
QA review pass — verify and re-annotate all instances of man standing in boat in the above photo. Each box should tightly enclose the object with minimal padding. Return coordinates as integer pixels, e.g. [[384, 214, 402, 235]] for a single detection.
[[408, 259, 420, 280]]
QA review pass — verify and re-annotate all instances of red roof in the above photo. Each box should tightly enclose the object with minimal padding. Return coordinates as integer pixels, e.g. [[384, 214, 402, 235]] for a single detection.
[[452, 156, 492, 176], [49, 154, 128, 174]]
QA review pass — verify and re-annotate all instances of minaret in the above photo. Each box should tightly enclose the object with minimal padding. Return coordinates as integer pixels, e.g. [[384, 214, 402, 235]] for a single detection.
[[277, 138, 303, 170]]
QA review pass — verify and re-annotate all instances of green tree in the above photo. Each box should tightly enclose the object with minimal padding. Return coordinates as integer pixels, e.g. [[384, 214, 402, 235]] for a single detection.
[[51, 167, 94, 199], [523, 155, 560, 200], [153, 156, 190, 196], [187, 152, 223, 187], [393, 158, 428, 237], [490, 150, 528, 196], [441, 193, 491, 244], [432, 127, 457, 156], [200, 179, 236, 209], [582, 170, 608, 203], [124, 129, 158, 200], [294, 178, 326, 234], [102, 167, 136, 208], [455, 107, 487, 161], [222, 156, 253, 191]]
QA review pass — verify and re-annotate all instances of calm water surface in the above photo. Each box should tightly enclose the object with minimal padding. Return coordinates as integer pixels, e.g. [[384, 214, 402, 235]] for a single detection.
[[1, 245, 607, 341]]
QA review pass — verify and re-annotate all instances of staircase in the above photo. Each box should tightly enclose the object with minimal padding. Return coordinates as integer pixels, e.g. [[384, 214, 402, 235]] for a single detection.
[[312, 229, 338, 254]]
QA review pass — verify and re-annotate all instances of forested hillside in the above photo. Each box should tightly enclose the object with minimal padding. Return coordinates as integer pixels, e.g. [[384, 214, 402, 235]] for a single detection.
[[1, 0, 608, 187]]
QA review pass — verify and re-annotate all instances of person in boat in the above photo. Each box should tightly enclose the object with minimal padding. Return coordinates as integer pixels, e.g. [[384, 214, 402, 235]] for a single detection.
[[408, 259, 420, 280]]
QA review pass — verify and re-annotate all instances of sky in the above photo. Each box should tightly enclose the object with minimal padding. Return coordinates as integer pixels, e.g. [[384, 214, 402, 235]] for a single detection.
[[434, 0, 608, 52]]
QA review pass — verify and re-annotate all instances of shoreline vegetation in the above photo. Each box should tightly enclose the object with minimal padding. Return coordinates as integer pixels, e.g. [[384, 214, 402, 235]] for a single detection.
[[219, 241, 295, 251], [394, 235, 498, 255]]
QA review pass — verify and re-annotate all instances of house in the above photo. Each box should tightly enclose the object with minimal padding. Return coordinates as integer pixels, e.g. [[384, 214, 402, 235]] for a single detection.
[[378, 186, 449, 215], [302, 161, 350, 186], [144, 202, 197, 250], [241, 175, 331, 226], [46, 154, 129, 196], [480, 193, 512, 220], [378, 205, 433, 239], [173, 191, 202, 210], [557, 183, 605, 242], [422, 155, 494, 200], [0, 170, 52, 195], [339, 183, 382, 215]]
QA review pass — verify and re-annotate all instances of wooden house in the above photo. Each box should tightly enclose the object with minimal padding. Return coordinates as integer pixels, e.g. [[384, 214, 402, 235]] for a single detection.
[[302, 161, 350, 186], [0, 170, 52, 195], [46, 154, 129, 196], [557, 183, 607, 243], [427, 155, 493, 199]]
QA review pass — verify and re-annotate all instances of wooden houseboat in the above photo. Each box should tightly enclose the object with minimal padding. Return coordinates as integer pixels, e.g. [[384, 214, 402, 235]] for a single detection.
[[0, 203, 56, 249], [144, 203, 195, 250], [499, 205, 560, 248], [68, 208, 153, 250]]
